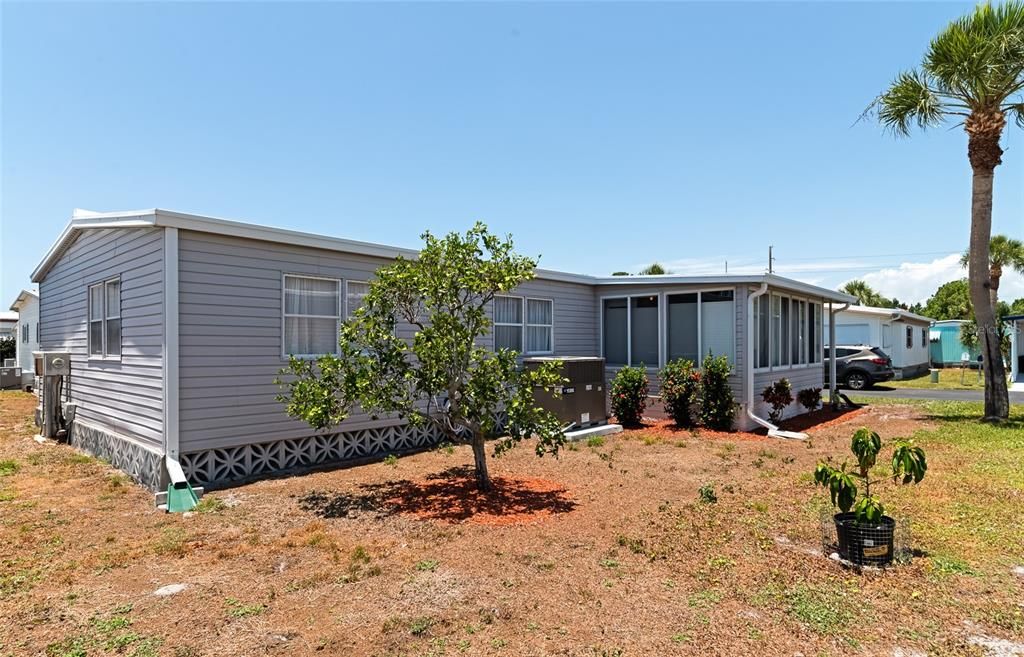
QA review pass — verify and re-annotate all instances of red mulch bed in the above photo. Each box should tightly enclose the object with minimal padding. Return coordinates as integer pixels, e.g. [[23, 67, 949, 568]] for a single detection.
[[614, 405, 868, 440], [383, 473, 576, 526]]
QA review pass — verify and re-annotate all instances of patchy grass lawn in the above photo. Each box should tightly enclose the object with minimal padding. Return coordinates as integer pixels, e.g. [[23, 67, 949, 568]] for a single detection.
[[881, 367, 986, 391], [0, 390, 1022, 656]]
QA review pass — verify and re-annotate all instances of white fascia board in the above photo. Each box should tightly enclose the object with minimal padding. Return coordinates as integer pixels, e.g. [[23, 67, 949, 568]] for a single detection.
[[31, 211, 158, 282], [8, 289, 39, 312], [593, 273, 856, 303]]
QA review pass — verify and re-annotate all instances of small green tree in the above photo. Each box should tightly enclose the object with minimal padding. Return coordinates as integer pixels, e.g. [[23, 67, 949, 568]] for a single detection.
[[922, 279, 973, 321], [276, 223, 566, 491], [699, 354, 734, 430], [0, 336, 14, 363], [813, 428, 927, 524]]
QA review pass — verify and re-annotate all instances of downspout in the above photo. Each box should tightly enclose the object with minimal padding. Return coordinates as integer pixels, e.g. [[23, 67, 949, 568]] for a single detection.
[[745, 280, 808, 440], [829, 303, 849, 408]]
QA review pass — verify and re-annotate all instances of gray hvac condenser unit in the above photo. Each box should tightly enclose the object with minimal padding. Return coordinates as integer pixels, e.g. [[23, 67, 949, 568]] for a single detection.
[[523, 356, 607, 429]]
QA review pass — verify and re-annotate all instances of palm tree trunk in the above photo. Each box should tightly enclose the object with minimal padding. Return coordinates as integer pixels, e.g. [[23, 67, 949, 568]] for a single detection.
[[968, 168, 1009, 421], [471, 434, 492, 492]]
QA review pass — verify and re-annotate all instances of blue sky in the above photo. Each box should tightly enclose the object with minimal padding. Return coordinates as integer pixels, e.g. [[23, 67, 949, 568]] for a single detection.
[[2, 1, 1022, 306]]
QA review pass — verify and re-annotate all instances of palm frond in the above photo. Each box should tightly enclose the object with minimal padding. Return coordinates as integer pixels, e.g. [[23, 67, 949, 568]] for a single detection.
[[1005, 100, 1024, 127], [925, 1, 1024, 107], [873, 70, 946, 136]]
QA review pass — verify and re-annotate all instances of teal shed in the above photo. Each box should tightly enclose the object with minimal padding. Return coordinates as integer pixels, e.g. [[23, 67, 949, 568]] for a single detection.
[[929, 320, 981, 367]]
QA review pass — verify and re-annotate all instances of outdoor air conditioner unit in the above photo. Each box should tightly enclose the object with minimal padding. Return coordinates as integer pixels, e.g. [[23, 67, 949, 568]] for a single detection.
[[0, 367, 21, 390], [523, 356, 607, 430], [3, 358, 15, 368]]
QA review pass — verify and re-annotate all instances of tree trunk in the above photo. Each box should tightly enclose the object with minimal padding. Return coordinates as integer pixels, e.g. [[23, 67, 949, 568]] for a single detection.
[[470, 434, 492, 492], [968, 168, 1010, 421]]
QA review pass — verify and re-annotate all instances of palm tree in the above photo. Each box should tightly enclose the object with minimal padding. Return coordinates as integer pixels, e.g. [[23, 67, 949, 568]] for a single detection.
[[840, 280, 890, 307], [960, 234, 1024, 309], [870, 2, 1024, 421], [639, 263, 669, 275]]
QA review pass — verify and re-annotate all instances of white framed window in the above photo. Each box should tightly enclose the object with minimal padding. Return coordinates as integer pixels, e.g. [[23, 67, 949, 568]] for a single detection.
[[88, 277, 121, 358], [754, 290, 821, 371], [493, 295, 524, 352], [346, 281, 370, 318], [602, 294, 661, 368], [921, 327, 927, 348], [283, 274, 341, 358], [525, 298, 554, 354], [666, 290, 736, 367], [21, 323, 28, 344]]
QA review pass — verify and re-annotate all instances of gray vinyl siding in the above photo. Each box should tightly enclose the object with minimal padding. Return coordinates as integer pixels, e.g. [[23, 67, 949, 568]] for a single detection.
[[38, 227, 165, 447], [752, 364, 825, 421], [176, 231, 600, 452]]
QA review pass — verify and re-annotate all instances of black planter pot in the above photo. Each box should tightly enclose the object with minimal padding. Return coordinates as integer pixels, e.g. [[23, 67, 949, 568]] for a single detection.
[[834, 513, 896, 566]]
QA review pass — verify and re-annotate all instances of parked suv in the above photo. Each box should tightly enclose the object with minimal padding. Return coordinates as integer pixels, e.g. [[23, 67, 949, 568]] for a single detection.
[[823, 345, 895, 390]]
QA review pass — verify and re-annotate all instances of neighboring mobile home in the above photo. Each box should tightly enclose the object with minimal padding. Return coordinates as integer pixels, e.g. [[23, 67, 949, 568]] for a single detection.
[[929, 319, 981, 367], [32, 209, 855, 490], [9, 290, 40, 388], [824, 304, 933, 379], [1005, 314, 1023, 390]]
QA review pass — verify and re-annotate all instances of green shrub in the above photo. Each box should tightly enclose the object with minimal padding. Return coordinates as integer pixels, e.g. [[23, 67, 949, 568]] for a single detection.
[[610, 366, 648, 426], [698, 484, 717, 504], [761, 378, 793, 423], [660, 359, 700, 427], [797, 387, 822, 412], [699, 355, 734, 430]]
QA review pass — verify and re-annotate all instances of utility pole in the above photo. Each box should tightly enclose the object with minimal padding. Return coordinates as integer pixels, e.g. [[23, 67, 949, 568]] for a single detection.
[[725, 260, 728, 274], [768, 245, 775, 274]]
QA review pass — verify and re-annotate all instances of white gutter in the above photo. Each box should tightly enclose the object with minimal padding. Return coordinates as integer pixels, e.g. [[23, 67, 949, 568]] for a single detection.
[[745, 280, 808, 440]]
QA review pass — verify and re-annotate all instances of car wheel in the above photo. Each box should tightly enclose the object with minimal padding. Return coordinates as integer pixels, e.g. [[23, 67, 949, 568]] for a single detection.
[[845, 371, 869, 390]]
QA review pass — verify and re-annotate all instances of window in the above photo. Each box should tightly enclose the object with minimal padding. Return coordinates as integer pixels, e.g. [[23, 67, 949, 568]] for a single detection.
[[882, 324, 892, 349], [921, 327, 927, 348], [667, 293, 698, 363], [755, 293, 821, 369], [526, 298, 553, 354], [755, 294, 770, 368], [906, 326, 913, 349], [88, 278, 121, 358], [283, 275, 341, 357], [21, 323, 28, 343], [603, 298, 628, 365], [630, 296, 659, 366], [346, 281, 370, 318], [493, 296, 553, 354], [701, 290, 735, 363], [494, 295, 524, 352]]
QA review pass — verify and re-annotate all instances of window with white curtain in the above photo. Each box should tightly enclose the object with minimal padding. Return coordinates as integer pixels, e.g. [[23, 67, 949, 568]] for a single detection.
[[526, 298, 553, 353], [346, 281, 370, 318], [88, 278, 121, 358], [493, 295, 523, 352], [283, 275, 341, 357]]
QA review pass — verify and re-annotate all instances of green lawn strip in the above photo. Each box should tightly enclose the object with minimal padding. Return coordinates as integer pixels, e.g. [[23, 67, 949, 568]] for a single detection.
[[882, 368, 985, 391], [846, 398, 1024, 570]]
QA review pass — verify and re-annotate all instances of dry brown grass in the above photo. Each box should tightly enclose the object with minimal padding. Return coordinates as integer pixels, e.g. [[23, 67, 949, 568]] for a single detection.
[[0, 390, 1021, 656]]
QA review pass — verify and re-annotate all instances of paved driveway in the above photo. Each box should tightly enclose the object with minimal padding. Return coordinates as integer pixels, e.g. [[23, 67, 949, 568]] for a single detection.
[[854, 387, 1024, 403]]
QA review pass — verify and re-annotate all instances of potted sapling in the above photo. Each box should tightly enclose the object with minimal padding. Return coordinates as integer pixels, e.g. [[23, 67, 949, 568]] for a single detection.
[[813, 427, 927, 566]]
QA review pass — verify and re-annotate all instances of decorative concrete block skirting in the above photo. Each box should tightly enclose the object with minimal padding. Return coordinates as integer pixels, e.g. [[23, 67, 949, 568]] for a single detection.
[[71, 421, 165, 491], [180, 422, 447, 489]]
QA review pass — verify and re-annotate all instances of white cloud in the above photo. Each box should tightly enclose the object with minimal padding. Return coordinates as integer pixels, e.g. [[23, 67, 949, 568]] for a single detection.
[[857, 254, 1024, 305]]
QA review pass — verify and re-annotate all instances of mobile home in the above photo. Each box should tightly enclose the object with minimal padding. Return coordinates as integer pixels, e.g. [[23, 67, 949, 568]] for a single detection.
[[31, 209, 855, 490], [824, 304, 933, 379]]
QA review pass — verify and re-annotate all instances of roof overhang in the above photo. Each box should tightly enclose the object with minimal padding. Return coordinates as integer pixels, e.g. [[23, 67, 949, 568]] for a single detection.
[[8, 289, 39, 312], [31, 208, 596, 285], [825, 303, 934, 325], [30, 208, 856, 303]]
